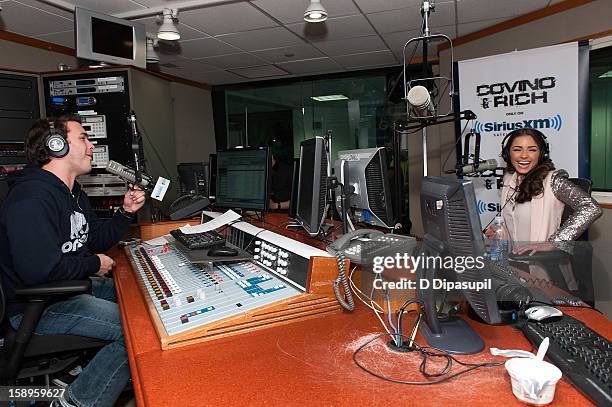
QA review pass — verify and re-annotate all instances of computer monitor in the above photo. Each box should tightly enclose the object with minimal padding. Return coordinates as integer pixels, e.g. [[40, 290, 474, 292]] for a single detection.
[[177, 162, 208, 196], [215, 148, 269, 211], [334, 147, 395, 229], [418, 176, 501, 354], [288, 158, 300, 219], [296, 137, 329, 235], [208, 154, 217, 199]]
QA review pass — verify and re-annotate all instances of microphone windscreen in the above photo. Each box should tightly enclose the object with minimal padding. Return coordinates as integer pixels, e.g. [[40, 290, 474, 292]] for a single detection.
[[407, 85, 431, 109]]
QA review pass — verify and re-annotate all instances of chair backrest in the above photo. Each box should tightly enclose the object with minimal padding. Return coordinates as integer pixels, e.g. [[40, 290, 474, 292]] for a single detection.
[[561, 178, 593, 240]]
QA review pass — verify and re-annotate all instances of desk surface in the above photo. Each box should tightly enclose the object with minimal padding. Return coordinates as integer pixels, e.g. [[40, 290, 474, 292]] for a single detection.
[[114, 215, 611, 406]]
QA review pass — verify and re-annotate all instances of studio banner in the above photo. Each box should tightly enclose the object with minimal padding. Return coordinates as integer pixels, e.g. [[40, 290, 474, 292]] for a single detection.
[[458, 42, 580, 227]]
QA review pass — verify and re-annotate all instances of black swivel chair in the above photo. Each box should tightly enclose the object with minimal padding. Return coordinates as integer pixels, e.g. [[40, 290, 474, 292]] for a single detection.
[[0, 278, 109, 385], [509, 178, 594, 303]]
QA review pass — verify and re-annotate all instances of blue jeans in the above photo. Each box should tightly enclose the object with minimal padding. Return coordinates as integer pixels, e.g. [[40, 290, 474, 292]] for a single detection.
[[10, 277, 130, 407]]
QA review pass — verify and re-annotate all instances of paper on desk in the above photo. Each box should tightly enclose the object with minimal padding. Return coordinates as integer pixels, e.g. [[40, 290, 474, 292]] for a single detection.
[[145, 235, 170, 245], [179, 210, 241, 234]]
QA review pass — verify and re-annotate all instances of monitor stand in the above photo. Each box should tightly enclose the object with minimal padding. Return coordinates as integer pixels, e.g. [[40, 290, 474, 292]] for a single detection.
[[416, 245, 485, 355]]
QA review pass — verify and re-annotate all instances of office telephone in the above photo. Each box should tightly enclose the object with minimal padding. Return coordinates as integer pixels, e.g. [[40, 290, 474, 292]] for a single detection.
[[328, 229, 417, 265], [327, 229, 418, 312]]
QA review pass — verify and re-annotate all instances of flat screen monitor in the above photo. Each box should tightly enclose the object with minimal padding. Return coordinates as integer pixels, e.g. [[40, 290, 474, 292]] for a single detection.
[[215, 148, 269, 211], [288, 158, 300, 219], [208, 154, 217, 199], [177, 162, 208, 197], [418, 176, 500, 354], [335, 147, 394, 228], [296, 137, 329, 235], [75, 7, 146, 68]]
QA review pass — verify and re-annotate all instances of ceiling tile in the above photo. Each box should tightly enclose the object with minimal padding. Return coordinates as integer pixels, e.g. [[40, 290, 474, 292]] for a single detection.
[[185, 70, 245, 85], [287, 14, 375, 43], [194, 52, 268, 69], [366, 7, 422, 34], [277, 57, 342, 75], [34, 30, 75, 48], [315, 35, 388, 57], [159, 58, 218, 74], [334, 50, 397, 69], [12, 0, 74, 19], [216, 27, 304, 51], [133, 17, 209, 41], [229, 65, 289, 79], [71, 0, 146, 15], [456, 0, 550, 22], [457, 18, 508, 37], [354, 0, 421, 14], [367, 2, 456, 35], [177, 37, 242, 59], [179, 2, 278, 36], [0, 1, 73, 36], [252, 44, 324, 63], [251, 0, 359, 24]]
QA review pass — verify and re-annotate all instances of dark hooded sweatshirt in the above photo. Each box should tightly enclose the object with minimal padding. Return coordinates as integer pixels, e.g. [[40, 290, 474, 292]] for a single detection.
[[0, 166, 133, 317]]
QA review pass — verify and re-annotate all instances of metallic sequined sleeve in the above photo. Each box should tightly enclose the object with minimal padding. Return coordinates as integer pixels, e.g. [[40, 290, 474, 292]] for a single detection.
[[548, 170, 603, 242]]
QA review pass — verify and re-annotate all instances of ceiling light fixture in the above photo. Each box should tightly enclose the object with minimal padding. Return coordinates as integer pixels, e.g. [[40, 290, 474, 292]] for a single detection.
[[304, 0, 327, 23], [157, 8, 180, 41], [146, 37, 160, 64], [311, 94, 348, 102]]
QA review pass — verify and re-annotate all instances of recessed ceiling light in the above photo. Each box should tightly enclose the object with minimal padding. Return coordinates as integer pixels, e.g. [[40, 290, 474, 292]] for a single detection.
[[598, 70, 612, 78], [311, 94, 348, 102]]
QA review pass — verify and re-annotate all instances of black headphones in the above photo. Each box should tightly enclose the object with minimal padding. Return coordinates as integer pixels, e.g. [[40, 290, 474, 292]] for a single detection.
[[45, 121, 69, 158], [501, 128, 549, 165]]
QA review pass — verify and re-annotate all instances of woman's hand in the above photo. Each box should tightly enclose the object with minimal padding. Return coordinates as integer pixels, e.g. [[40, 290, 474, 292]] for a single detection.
[[512, 242, 556, 256], [484, 226, 495, 239]]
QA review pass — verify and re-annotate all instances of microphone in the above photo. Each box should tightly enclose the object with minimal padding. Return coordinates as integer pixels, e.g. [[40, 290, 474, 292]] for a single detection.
[[106, 160, 153, 192], [407, 85, 434, 118], [446, 159, 498, 175], [459, 158, 498, 174]]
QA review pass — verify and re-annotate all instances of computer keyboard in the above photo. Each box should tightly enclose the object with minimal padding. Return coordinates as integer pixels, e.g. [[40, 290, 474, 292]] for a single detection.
[[519, 313, 612, 406], [169, 229, 226, 250]]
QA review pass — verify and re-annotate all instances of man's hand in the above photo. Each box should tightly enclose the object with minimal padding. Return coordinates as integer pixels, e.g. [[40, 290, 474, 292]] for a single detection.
[[96, 253, 115, 277], [513, 242, 556, 256], [123, 184, 146, 214]]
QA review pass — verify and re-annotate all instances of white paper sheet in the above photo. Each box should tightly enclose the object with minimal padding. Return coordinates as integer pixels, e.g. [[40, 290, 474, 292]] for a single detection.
[[179, 210, 241, 234]]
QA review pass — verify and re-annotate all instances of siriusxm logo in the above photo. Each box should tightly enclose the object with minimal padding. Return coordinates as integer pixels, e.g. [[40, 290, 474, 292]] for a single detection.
[[477, 200, 501, 215], [474, 114, 562, 134]]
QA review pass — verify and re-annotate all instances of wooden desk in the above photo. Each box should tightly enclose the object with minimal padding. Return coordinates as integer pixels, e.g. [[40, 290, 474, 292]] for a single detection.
[[114, 216, 611, 406]]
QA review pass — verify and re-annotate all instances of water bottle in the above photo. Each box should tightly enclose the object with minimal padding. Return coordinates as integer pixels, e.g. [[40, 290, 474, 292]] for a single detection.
[[490, 216, 511, 264]]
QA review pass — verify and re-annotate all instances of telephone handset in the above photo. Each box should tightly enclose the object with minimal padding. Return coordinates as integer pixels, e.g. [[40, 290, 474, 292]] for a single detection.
[[328, 229, 384, 254]]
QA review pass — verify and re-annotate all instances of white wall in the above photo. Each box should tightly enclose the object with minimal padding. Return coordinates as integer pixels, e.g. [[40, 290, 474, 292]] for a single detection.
[[170, 82, 216, 164], [0, 39, 77, 72]]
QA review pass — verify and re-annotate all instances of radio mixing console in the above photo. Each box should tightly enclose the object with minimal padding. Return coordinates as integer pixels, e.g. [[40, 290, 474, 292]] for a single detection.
[[127, 211, 340, 349], [128, 244, 301, 337]]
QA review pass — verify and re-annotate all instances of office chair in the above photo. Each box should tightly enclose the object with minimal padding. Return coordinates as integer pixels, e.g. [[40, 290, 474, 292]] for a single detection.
[[0, 278, 109, 385], [509, 178, 594, 304]]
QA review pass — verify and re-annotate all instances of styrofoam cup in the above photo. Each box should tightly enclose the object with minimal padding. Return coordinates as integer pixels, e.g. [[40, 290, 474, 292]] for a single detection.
[[505, 357, 562, 405]]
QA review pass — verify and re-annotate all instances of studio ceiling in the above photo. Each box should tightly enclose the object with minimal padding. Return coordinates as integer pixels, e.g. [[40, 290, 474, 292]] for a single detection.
[[0, 0, 565, 85]]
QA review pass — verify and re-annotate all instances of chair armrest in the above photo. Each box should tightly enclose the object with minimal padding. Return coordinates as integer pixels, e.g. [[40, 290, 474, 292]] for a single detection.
[[508, 250, 569, 263], [14, 280, 92, 299]]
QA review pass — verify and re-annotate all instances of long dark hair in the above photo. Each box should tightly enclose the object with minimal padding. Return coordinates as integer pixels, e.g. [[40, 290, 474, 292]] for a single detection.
[[502, 129, 555, 203]]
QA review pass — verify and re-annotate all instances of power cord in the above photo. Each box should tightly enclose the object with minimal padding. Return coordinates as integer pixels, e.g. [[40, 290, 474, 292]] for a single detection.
[[353, 332, 504, 385]]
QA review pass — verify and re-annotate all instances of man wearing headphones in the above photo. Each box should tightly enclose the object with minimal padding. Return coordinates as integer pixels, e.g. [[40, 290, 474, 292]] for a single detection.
[[0, 114, 145, 407], [486, 128, 601, 253]]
